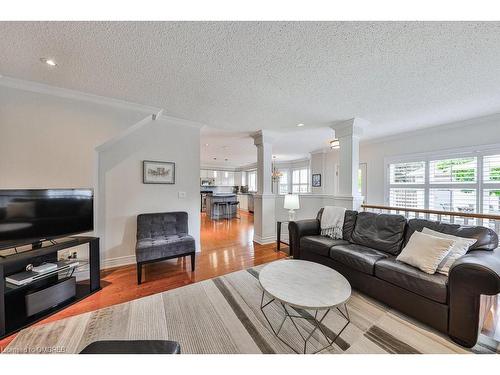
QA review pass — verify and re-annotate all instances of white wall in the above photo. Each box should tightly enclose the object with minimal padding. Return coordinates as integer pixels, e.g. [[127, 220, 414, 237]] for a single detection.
[[310, 151, 339, 195], [0, 86, 145, 188], [0, 86, 147, 263], [98, 117, 201, 266], [0, 86, 201, 269], [360, 113, 500, 205]]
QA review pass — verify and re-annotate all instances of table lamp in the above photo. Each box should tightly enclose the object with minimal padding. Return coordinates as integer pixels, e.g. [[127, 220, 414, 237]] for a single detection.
[[284, 194, 300, 221]]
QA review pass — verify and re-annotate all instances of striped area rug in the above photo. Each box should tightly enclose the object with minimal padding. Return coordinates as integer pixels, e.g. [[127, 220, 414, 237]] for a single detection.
[[4, 264, 499, 354]]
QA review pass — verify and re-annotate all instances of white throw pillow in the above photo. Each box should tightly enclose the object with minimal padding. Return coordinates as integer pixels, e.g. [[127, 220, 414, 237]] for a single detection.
[[396, 231, 455, 274], [422, 227, 477, 276]]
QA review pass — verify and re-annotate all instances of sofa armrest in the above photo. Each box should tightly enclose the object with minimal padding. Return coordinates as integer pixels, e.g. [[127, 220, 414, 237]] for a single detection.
[[288, 219, 320, 258], [448, 249, 500, 347]]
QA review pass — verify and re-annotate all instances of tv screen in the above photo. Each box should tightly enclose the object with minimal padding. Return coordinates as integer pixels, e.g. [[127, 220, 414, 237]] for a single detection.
[[0, 189, 93, 250]]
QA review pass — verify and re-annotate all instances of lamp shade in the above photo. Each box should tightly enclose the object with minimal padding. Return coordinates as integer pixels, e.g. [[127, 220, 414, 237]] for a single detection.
[[284, 194, 300, 210]]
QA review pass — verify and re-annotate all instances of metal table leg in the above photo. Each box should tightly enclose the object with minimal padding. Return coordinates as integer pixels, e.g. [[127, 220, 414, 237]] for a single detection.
[[260, 290, 350, 354]]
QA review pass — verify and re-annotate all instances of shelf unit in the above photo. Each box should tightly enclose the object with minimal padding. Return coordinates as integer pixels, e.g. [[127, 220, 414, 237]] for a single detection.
[[0, 236, 100, 339]]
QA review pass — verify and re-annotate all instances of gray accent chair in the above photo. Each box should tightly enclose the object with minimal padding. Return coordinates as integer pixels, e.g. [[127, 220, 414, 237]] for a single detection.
[[136, 212, 195, 284]]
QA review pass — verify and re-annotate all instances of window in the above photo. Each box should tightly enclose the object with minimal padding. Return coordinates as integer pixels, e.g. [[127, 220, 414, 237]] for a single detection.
[[389, 188, 425, 209], [388, 162, 426, 209], [247, 170, 257, 192], [278, 170, 289, 195], [387, 151, 500, 228], [429, 157, 477, 184], [390, 161, 425, 184], [292, 168, 309, 193], [484, 154, 500, 183], [482, 154, 500, 228]]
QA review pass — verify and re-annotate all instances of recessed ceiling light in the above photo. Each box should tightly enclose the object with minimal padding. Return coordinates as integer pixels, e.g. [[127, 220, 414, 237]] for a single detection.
[[40, 58, 57, 67], [205, 143, 209, 146], [297, 123, 304, 127]]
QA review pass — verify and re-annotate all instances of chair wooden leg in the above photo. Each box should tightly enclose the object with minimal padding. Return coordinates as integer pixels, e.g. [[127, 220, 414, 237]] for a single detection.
[[137, 263, 142, 285], [190, 253, 195, 272]]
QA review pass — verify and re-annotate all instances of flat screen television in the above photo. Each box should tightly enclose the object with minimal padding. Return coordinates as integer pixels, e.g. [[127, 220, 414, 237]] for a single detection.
[[0, 189, 93, 250]]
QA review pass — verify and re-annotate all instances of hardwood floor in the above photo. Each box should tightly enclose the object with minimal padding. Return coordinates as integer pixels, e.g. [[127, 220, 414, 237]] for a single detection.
[[0, 210, 287, 350]]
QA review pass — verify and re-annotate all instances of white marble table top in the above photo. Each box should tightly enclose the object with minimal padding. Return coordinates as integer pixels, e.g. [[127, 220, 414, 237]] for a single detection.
[[259, 260, 351, 310]]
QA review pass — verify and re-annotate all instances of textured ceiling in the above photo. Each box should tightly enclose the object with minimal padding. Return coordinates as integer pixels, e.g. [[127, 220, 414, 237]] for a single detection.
[[2, 21, 500, 156]]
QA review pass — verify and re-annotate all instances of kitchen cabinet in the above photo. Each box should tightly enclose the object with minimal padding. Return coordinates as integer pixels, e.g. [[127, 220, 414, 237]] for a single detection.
[[200, 169, 235, 186], [222, 171, 235, 186], [247, 194, 254, 213], [237, 194, 249, 210]]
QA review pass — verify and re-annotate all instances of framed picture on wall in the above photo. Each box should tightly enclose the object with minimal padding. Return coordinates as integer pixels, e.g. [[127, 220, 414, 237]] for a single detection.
[[312, 173, 321, 187], [143, 160, 175, 184]]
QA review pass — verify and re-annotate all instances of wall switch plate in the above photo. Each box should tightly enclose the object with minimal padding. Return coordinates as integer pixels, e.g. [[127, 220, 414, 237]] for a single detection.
[[178, 191, 187, 199]]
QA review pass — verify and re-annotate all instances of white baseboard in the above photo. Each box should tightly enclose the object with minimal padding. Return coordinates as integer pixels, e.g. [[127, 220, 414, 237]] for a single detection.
[[102, 254, 137, 270], [253, 235, 276, 245], [73, 254, 136, 281]]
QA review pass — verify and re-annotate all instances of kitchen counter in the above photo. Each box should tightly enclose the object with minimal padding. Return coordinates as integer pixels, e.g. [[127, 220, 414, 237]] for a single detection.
[[206, 194, 238, 220]]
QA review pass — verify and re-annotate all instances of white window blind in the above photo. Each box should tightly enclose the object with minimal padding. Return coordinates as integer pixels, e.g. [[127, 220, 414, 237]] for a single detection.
[[247, 170, 257, 192], [429, 157, 477, 184], [278, 170, 289, 195], [389, 162, 425, 184], [429, 188, 476, 213], [483, 154, 500, 183], [292, 168, 309, 193], [483, 189, 500, 215], [389, 188, 425, 209]]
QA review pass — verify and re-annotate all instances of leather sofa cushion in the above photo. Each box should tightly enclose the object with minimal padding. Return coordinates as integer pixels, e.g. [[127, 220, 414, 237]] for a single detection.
[[404, 218, 498, 251], [375, 258, 448, 303], [317, 209, 358, 241], [342, 210, 358, 241], [300, 236, 349, 257], [351, 211, 407, 255], [329, 243, 389, 275]]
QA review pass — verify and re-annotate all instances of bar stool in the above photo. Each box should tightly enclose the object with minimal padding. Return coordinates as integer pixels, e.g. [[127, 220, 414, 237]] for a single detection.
[[213, 201, 226, 220], [229, 201, 240, 219]]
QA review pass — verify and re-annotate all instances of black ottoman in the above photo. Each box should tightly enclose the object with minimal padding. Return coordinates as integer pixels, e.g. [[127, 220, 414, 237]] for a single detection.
[[80, 340, 181, 354]]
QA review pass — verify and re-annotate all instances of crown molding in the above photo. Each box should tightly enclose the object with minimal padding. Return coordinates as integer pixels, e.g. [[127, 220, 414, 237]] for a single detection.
[[200, 164, 238, 171], [362, 112, 500, 146], [159, 114, 206, 129], [0, 75, 162, 116], [236, 162, 258, 171]]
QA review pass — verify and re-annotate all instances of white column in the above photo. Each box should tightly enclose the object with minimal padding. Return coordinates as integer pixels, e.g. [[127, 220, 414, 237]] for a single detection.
[[251, 130, 276, 244], [331, 118, 368, 210], [253, 130, 274, 195]]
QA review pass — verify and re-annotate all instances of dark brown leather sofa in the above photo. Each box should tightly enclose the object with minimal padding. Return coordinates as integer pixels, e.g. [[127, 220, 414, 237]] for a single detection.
[[288, 209, 500, 348]]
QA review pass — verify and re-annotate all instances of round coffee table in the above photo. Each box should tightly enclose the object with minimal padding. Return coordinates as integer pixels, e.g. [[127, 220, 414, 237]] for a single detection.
[[259, 259, 351, 354]]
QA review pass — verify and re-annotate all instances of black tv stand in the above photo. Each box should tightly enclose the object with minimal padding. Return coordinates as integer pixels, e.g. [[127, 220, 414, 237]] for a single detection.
[[0, 236, 100, 339]]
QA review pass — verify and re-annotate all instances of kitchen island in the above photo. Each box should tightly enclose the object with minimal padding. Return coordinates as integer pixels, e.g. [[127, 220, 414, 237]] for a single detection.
[[206, 194, 239, 220]]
